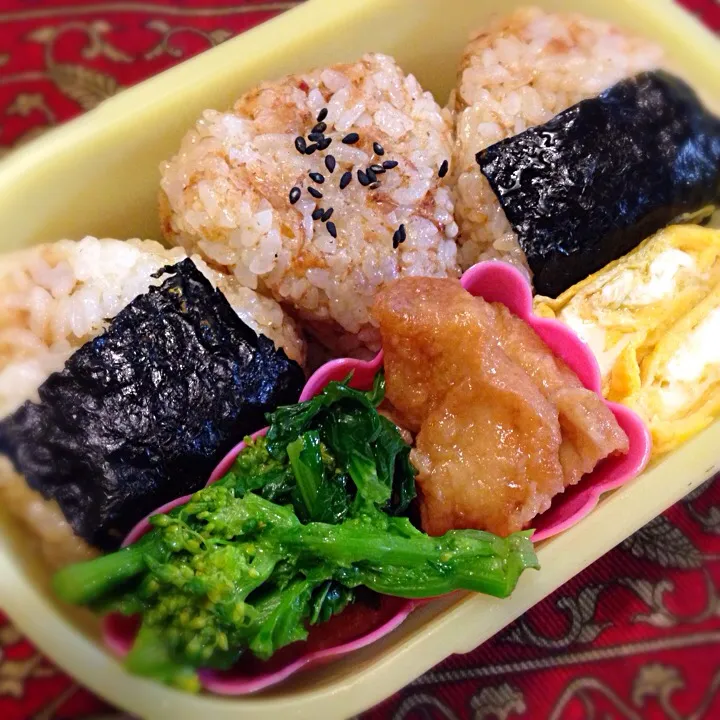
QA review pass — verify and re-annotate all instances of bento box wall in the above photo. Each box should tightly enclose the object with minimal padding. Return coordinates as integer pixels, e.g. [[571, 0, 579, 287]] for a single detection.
[[0, 0, 719, 718], [0, 0, 717, 254]]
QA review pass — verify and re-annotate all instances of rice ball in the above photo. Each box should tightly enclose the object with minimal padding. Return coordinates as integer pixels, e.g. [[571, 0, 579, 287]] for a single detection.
[[159, 53, 459, 355], [450, 8, 664, 276]]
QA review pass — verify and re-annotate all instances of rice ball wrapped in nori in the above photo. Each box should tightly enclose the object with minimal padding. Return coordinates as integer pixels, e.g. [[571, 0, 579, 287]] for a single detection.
[[449, 7, 663, 275], [159, 53, 458, 356], [0, 259, 305, 551], [0, 237, 305, 568], [477, 71, 720, 298]]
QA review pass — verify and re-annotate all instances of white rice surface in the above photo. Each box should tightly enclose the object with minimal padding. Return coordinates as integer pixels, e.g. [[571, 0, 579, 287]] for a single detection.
[[450, 7, 664, 276], [0, 235, 305, 568], [159, 53, 459, 354], [0, 457, 97, 569]]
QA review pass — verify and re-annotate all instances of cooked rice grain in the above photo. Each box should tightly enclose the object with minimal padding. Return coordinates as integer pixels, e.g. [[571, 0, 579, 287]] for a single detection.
[[450, 7, 663, 275], [159, 53, 459, 354]]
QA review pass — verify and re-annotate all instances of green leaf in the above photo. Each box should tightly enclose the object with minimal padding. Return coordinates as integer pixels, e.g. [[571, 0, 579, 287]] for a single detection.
[[219, 436, 295, 501], [248, 579, 314, 660], [375, 415, 417, 515], [264, 373, 383, 458], [262, 371, 401, 511], [313, 473, 352, 525], [309, 581, 355, 625], [256, 467, 296, 504], [287, 431, 325, 521], [347, 446, 388, 504], [366, 372, 386, 407], [320, 406, 389, 506], [392, 448, 417, 516]]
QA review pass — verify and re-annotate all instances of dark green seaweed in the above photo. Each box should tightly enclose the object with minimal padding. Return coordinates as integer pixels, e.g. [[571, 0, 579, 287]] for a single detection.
[[477, 71, 720, 298], [0, 259, 305, 550]]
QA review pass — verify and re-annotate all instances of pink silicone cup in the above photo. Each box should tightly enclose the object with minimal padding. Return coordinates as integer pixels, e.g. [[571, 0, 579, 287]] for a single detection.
[[102, 260, 651, 694]]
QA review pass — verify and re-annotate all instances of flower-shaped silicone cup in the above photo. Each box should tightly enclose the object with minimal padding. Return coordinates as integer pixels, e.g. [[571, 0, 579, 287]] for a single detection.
[[103, 261, 651, 695]]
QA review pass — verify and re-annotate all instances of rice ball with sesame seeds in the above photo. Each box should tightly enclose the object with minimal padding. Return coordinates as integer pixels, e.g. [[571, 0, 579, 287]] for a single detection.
[[159, 53, 459, 355], [449, 7, 664, 277]]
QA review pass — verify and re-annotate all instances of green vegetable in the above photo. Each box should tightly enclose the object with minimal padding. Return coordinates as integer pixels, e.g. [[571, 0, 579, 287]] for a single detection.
[[54, 487, 537, 689], [249, 578, 316, 660], [309, 581, 354, 626], [221, 373, 416, 519], [52, 373, 539, 691], [287, 431, 325, 520], [264, 372, 383, 458], [376, 415, 416, 516], [126, 624, 202, 693], [217, 436, 295, 504]]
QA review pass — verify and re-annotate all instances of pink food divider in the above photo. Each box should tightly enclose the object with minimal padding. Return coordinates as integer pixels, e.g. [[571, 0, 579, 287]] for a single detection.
[[103, 260, 651, 694]]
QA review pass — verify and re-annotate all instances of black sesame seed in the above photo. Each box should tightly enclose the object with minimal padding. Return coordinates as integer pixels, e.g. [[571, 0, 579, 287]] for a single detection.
[[370, 164, 385, 174], [308, 132, 324, 142], [289, 186, 301, 204], [369, 181, 381, 190], [366, 167, 377, 183], [322, 207, 334, 222], [342, 132, 360, 145], [308, 186, 323, 199], [392, 230, 401, 249], [398, 223, 406, 242], [357, 169, 371, 186], [305, 143, 319, 155], [326, 221, 337, 238], [309, 171, 325, 184], [339, 171, 352, 189], [373, 142, 385, 156], [312, 207, 324, 220], [312, 121, 327, 134], [318, 137, 332, 150], [295, 136, 307, 154], [325, 155, 336, 173], [382, 160, 398, 170], [438, 159, 449, 178], [317, 107, 328, 122]]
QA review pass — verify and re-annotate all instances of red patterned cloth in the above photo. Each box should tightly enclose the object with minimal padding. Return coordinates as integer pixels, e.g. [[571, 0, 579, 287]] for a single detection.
[[1, 2, 719, 718]]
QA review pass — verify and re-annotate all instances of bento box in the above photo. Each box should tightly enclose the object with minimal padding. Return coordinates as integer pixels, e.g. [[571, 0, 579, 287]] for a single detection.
[[0, 0, 719, 718]]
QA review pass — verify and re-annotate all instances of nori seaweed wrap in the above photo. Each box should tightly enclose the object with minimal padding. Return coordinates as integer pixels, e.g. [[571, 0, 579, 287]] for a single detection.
[[0, 259, 305, 550], [477, 70, 720, 298]]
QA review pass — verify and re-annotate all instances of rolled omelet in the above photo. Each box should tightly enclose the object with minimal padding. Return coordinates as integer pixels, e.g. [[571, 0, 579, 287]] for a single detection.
[[536, 225, 720, 396], [629, 288, 720, 455], [535, 224, 720, 456]]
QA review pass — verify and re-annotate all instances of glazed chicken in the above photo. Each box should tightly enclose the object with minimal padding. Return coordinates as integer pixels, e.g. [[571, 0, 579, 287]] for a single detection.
[[373, 278, 628, 537]]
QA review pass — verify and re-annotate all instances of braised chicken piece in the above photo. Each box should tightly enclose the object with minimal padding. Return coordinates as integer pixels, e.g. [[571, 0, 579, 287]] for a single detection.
[[373, 278, 628, 537], [486, 302, 629, 487]]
